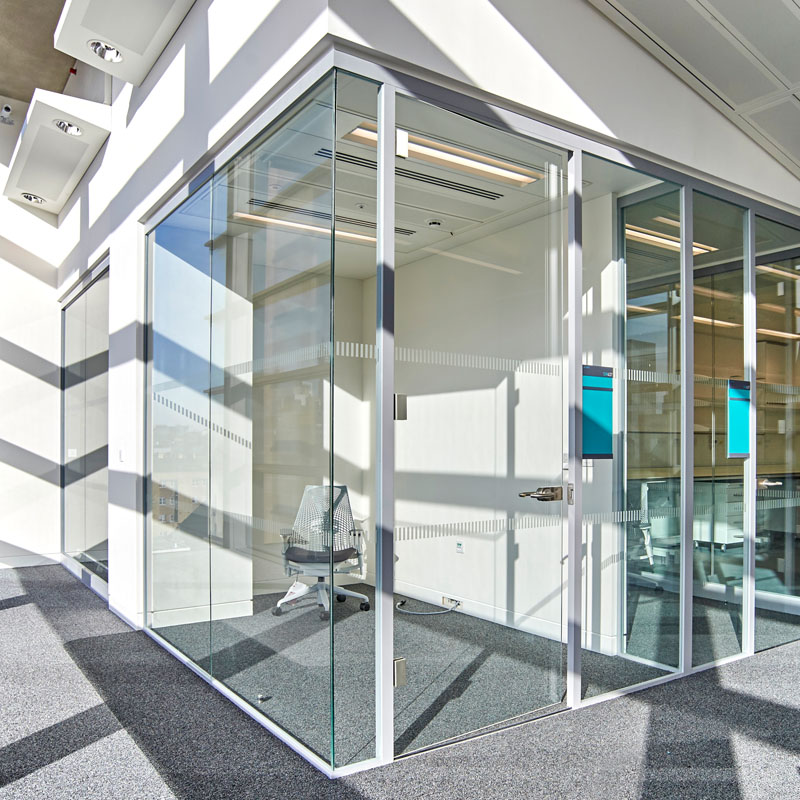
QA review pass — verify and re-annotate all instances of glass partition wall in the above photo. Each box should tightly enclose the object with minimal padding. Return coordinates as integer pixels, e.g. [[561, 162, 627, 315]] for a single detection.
[[580, 155, 683, 699], [691, 193, 747, 666], [63, 270, 110, 580], [754, 216, 800, 651], [144, 65, 800, 775], [147, 73, 379, 769], [392, 96, 567, 753]]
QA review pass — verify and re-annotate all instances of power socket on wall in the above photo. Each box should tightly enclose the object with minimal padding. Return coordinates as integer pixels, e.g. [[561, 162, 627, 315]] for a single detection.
[[441, 596, 459, 608]]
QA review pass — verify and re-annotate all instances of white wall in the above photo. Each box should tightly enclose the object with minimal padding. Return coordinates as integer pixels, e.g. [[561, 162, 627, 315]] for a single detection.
[[0, 240, 60, 568], [0, 99, 61, 566]]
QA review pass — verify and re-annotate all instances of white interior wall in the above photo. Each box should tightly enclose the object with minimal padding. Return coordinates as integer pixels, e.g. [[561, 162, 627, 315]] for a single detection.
[[0, 97, 61, 567], [388, 211, 565, 640], [0, 244, 60, 568]]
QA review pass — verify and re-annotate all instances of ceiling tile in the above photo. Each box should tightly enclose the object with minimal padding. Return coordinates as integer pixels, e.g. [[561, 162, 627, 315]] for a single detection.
[[615, 0, 781, 106], [705, 0, 800, 85], [747, 97, 800, 159]]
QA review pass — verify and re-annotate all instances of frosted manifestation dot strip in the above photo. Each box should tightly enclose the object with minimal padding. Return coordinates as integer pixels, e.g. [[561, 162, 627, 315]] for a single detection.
[[395, 346, 560, 376], [395, 514, 561, 541], [627, 368, 680, 385]]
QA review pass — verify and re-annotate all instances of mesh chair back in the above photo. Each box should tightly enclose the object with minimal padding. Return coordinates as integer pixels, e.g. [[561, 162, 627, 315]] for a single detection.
[[290, 485, 354, 553]]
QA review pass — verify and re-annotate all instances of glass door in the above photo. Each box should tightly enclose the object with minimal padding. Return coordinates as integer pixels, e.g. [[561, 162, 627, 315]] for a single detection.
[[389, 96, 567, 753]]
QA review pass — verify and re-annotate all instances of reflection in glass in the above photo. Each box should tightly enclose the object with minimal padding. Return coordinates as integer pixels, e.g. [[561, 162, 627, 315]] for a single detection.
[[581, 156, 680, 700], [393, 95, 567, 753], [622, 184, 682, 669], [755, 216, 800, 651], [148, 180, 213, 669], [692, 192, 745, 666], [148, 73, 378, 770], [63, 272, 109, 579]]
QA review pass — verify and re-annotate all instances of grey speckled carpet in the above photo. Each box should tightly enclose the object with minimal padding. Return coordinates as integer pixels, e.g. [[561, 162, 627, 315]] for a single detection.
[[4, 565, 800, 799], [157, 584, 667, 762]]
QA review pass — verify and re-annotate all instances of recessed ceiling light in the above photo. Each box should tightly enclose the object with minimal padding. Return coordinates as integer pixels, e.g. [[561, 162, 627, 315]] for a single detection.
[[21, 193, 44, 204], [625, 224, 717, 256], [232, 211, 377, 243], [54, 119, 82, 136], [343, 122, 544, 186], [88, 40, 122, 63]]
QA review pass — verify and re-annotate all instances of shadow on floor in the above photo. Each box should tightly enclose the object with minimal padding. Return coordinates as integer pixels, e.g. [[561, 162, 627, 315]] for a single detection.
[[5, 566, 800, 800], [2, 566, 369, 800]]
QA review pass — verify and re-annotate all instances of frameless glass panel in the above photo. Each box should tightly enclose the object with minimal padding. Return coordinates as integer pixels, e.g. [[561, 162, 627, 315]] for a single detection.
[[147, 180, 213, 667], [692, 192, 746, 667], [208, 76, 336, 765], [754, 216, 800, 651], [63, 272, 109, 580], [392, 95, 566, 754], [331, 72, 379, 768], [580, 155, 680, 699], [64, 292, 87, 567]]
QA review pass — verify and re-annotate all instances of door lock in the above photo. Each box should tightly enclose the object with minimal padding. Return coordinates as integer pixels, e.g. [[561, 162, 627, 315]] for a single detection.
[[519, 486, 563, 502]]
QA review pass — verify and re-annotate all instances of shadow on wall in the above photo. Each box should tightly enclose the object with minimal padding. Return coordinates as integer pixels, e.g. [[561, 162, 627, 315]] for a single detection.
[[0, 236, 58, 288]]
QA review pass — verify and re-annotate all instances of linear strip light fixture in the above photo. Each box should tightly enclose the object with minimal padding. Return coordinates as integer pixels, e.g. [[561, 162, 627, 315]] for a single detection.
[[626, 303, 660, 314], [756, 264, 800, 281], [625, 224, 717, 256], [694, 285, 736, 301], [343, 122, 543, 187], [758, 302, 800, 317], [652, 215, 680, 229], [232, 211, 376, 243], [756, 327, 800, 340], [673, 315, 740, 328]]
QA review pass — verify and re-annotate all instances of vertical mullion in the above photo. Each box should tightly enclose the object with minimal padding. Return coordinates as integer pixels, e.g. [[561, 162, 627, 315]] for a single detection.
[[566, 149, 583, 708], [679, 186, 694, 673], [329, 70, 338, 771], [375, 82, 395, 764], [743, 208, 757, 656]]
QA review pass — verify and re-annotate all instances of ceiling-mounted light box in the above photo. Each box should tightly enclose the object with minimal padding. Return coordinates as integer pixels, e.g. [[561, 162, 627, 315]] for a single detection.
[[3, 89, 112, 222], [54, 0, 196, 86]]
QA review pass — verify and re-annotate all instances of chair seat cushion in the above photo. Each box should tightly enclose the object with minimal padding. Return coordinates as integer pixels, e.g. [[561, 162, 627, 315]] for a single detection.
[[286, 546, 357, 564]]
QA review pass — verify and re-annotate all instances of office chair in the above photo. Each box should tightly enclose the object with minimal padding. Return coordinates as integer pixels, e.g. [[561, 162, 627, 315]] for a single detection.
[[273, 485, 370, 620]]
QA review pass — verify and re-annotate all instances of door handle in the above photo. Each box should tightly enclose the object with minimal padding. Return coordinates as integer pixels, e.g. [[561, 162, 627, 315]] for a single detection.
[[519, 486, 563, 502]]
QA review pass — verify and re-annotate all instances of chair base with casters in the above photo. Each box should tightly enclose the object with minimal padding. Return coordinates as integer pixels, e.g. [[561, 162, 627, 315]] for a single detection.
[[273, 575, 370, 620], [273, 485, 371, 621]]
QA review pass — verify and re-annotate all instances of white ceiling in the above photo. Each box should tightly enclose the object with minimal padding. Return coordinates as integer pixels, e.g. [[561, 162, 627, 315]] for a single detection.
[[588, 0, 800, 180]]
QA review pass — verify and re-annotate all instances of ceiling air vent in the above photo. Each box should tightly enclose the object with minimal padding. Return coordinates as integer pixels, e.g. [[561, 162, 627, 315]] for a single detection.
[[315, 148, 504, 201]]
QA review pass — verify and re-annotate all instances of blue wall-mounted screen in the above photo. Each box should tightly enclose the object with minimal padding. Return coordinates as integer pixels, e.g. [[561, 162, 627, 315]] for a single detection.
[[583, 365, 613, 459], [727, 379, 750, 459]]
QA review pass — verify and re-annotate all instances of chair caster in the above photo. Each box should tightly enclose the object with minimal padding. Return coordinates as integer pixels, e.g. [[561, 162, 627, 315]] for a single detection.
[[336, 594, 346, 602], [272, 606, 283, 616], [360, 602, 370, 612], [320, 610, 330, 621]]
